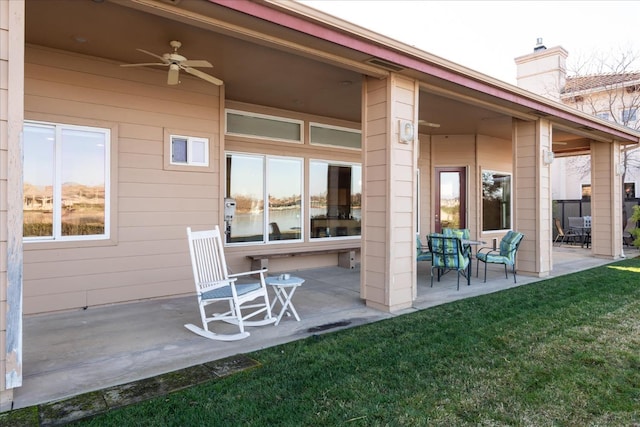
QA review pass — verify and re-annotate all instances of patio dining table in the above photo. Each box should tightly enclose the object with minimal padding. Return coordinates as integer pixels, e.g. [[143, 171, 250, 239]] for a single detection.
[[462, 239, 487, 259]]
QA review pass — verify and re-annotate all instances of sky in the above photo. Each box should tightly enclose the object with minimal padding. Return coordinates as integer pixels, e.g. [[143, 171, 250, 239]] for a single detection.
[[300, 1, 640, 84]]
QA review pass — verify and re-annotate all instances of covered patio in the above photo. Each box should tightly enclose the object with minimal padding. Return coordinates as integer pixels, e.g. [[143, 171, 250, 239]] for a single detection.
[[3, 0, 640, 410], [13, 246, 626, 410]]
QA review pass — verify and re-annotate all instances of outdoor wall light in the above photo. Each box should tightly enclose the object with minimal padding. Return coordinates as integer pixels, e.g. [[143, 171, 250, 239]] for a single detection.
[[542, 149, 555, 165], [398, 119, 414, 144]]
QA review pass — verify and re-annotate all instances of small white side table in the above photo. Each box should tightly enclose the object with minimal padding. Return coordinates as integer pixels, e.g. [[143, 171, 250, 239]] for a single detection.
[[265, 276, 305, 326]]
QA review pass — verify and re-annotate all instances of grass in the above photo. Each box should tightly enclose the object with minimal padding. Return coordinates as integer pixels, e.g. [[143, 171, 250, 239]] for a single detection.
[[8, 259, 640, 426]]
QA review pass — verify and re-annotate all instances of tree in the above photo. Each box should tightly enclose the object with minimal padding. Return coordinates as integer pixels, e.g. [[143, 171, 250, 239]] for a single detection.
[[562, 48, 640, 221]]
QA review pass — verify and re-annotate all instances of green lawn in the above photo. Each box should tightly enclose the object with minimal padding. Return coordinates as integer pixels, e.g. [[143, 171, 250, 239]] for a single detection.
[[17, 259, 640, 426]]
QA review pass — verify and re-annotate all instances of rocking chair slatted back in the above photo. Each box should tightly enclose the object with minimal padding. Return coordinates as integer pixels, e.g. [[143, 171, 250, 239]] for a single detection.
[[189, 227, 228, 293]]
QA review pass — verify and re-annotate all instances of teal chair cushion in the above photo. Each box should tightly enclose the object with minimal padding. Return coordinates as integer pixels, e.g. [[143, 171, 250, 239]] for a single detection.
[[477, 231, 524, 265], [442, 228, 470, 240], [429, 233, 469, 270]]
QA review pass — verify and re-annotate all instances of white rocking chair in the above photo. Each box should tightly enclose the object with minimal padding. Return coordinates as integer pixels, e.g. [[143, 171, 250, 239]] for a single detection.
[[185, 226, 276, 341]]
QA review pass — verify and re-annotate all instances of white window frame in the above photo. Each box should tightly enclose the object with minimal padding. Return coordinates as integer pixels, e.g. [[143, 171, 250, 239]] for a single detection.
[[23, 121, 111, 242], [225, 152, 304, 246], [170, 134, 209, 167], [225, 109, 304, 144], [309, 159, 362, 241], [480, 169, 512, 233]]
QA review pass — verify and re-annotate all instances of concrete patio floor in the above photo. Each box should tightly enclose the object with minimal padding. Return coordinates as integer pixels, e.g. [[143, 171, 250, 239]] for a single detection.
[[12, 245, 635, 411]]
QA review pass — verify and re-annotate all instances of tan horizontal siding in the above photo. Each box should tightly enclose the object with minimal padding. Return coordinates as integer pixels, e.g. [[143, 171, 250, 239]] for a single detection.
[[23, 47, 221, 314], [24, 265, 192, 298]]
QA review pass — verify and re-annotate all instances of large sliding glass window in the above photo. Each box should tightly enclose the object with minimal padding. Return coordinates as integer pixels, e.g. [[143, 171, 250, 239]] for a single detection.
[[23, 122, 110, 241], [226, 153, 302, 244], [482, 170, 511, 231], [309, 161, 361, 239]]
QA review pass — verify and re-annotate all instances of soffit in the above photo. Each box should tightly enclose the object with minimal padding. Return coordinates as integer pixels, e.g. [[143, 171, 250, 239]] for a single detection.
[[24, 0, 639, 148]]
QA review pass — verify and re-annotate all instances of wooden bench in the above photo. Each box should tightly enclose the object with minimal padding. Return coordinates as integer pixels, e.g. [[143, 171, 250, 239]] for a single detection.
[[247, 247, 360, 271]]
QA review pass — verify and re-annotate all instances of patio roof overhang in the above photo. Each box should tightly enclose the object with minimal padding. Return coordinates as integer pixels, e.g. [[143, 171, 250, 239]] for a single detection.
[[25, 0, 640, 151]]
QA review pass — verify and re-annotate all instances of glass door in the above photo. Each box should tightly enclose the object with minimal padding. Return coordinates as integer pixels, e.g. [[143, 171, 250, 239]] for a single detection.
[[434, 167, 466, 233]]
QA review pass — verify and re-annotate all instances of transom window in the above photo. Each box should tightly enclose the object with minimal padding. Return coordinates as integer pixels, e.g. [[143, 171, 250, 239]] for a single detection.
[[226, 153, 303, 244], [309, 123, 361, 150], [481, 170, 511, 232], [23, 121, 110, 241], [225, 109, 303, 143]]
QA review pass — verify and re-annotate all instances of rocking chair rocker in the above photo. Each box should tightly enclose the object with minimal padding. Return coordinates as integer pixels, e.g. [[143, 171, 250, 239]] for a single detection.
[[185, 226, 276, 341]]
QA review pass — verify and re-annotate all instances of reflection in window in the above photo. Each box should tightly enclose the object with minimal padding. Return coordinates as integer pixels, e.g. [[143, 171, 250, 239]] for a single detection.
[[309, 161, 361, 239], [625, 183, 635, 199], [23, 122, 109, 241], [226, 153, 302, 243], [621, 108, 638, 123], [440, 171, 461, 229], [482, 171, 511, 231], [581, 184, 591, 201]]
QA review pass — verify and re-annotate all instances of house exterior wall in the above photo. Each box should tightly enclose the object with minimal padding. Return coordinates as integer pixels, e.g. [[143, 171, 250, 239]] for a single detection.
[[22, 47, 367, 315], [552, 83, 640, 201], [477, 134, 513, 242], [23, 46, 221, 314], [361, 75, 418, 312], [430, 134, 477, 236], [516, 45, 640, 201], [1, 0, 25, 407]]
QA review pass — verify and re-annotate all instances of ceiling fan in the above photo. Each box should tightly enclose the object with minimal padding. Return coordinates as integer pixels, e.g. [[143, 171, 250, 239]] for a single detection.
[[121, 40, 223, 86]]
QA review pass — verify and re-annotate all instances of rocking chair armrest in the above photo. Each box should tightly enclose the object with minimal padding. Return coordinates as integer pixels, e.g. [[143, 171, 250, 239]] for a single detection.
[[200, 278, 237, 288], [228, 268, 268, 278], [198, 278, 237, 294]]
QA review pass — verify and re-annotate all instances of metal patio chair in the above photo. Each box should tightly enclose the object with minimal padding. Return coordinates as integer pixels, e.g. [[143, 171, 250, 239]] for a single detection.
[[476, 231, 524, 283], [553, 218, 580, 246], [185, 226, 276, 341], [427, 233, 471, 290]]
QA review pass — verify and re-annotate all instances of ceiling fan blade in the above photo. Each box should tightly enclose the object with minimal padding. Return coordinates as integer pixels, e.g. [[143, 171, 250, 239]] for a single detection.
[[120, 62, 168, 68], [184, 66, 223, 86], [136, 48, 167, 62], [181, 60, 212, 68], [167, 64, 180, 85]]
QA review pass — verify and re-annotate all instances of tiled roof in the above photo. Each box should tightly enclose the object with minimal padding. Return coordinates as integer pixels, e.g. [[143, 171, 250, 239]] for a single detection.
[[563, 72, 640, 94]]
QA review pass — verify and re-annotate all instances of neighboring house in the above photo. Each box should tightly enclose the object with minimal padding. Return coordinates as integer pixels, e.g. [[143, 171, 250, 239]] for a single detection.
[[516, 39, 640, 202], [1, 1, 639, 409]]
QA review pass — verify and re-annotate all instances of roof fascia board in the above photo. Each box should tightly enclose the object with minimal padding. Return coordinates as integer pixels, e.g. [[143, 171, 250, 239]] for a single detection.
[[216, 0, 639, 144]]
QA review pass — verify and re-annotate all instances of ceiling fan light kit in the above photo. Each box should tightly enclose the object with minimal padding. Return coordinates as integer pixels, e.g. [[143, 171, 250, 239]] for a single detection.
[[120, 40, 223, 86]]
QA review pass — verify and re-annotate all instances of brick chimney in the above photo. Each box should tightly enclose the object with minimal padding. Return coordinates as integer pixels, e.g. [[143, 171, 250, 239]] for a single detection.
[[515, 38, 568, 100]]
